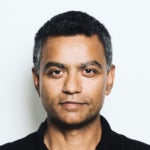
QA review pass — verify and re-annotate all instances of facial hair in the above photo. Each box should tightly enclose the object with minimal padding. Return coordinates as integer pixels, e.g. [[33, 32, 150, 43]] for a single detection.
[[47, 111, 100, 131]]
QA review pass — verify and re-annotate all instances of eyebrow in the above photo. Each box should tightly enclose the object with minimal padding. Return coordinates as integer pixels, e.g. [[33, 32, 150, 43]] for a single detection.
[[44, 62, 66, 72], [80, 60, 102, 69], [44, 60, 102, 72]]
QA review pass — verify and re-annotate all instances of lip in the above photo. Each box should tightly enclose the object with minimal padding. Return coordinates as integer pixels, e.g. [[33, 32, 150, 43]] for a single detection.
[[59, 101, 86, 110]]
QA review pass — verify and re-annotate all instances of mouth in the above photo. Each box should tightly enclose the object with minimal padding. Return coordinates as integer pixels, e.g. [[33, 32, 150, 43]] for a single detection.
[[59, 101, 87, 111]]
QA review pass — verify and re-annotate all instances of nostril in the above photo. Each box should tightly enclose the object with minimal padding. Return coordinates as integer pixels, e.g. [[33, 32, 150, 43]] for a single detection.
[[62, 76, 82, 94], [62, 83, 82, 94]]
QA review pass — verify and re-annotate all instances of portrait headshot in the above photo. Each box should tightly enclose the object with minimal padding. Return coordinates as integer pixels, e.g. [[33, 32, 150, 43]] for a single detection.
[[0, 0, 150, 150]]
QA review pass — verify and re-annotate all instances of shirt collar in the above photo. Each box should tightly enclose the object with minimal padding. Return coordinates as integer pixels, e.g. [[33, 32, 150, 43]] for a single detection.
[[35, 119, 48, 150], [96, 115, 113, 149]]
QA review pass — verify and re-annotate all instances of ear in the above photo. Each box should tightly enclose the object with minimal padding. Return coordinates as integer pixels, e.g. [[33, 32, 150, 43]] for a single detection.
[[32, 68, 40, 96], [105, 65, 115, 95]]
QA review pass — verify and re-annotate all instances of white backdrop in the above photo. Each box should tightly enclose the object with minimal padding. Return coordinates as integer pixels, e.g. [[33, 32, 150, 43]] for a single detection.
[[0, 0, 150, 145]]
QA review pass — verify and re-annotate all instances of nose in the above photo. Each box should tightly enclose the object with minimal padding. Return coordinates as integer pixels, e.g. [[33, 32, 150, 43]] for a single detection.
[[62, 72, 82, 94]]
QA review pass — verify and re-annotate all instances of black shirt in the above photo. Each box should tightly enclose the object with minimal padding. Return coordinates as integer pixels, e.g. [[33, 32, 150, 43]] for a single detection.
[[0, 116, 150, 150]]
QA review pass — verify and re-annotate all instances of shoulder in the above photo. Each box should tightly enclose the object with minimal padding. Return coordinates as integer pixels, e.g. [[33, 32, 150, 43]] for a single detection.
[[0, 120, 47, 150], [0, 132, 36, 150], [100, 115, 150, 150], [111, 131, 150, 150]]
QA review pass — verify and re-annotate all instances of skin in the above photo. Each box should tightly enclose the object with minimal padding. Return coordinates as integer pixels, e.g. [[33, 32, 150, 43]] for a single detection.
[[32, 35, 115, 150]]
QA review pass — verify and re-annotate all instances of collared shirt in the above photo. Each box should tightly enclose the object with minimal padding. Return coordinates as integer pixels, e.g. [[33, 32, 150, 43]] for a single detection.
[[0, 116, 150, 150]]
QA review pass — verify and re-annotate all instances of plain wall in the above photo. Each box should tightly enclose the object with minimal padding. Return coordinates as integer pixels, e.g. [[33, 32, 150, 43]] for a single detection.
[[0, 0, 150, 145]]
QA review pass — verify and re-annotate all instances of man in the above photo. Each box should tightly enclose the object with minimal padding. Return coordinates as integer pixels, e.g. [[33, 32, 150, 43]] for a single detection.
[[0, 11, 150, 150]]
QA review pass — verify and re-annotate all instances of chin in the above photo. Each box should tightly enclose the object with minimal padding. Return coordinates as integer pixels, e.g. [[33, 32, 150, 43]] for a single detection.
[[48, 112, 99, 130]]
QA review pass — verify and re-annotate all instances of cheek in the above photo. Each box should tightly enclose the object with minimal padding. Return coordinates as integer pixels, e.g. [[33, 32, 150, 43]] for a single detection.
[[82, 77, 107, 102], [40, 78, 62, 103], [39, 78, 63, 115]]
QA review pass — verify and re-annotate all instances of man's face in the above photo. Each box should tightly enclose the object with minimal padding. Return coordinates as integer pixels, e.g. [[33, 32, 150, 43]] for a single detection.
[[33, 35, 115, 127]]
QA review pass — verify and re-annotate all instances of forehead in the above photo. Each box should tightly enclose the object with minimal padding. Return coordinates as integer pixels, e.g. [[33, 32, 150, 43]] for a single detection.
[[41, 35, 106, 66]]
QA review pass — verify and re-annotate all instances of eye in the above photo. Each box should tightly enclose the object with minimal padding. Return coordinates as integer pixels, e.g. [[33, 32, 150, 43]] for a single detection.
[[47, 69, 63, 78], [85, 69, 93, 73], [53, 70, 61, 74], [82, 68, 98, 77]]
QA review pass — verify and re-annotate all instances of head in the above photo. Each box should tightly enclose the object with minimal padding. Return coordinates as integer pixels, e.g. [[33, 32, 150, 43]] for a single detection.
[[33, 11, 112, 74], [32, 11, 115, 129]]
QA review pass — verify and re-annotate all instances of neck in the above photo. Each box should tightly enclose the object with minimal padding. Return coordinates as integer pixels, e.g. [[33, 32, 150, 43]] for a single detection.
[[44, 116, 102, 150]]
